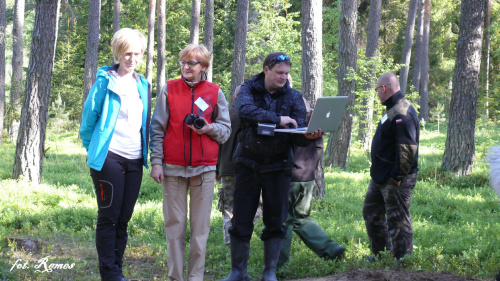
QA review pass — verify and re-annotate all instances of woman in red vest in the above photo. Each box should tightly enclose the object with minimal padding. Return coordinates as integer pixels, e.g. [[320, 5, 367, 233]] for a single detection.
[[149, 44, 231, 281]]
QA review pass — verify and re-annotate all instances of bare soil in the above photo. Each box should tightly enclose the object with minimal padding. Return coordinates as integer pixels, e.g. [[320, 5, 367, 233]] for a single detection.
[[287, 270, 495, 281]]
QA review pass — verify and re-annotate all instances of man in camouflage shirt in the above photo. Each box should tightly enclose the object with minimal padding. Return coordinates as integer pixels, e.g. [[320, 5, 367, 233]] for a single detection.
[[363, 72, 419, 260]]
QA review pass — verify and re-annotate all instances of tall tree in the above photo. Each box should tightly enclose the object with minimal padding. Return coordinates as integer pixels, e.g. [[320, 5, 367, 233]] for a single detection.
[[0, 0, 5, 145], [229, 0, 249, 106], [12, 0, 61, 183], [411, 0, 425, 95], [156, 0, 166, 93], [81, 0, 101, 114], [9, 0, 25, 141], [399, 0, 418, 95], [301, 0, 322, 107], [146, 0, 156, 84], [442, 0, 485, 176], [113, 0, 120, 33], [189, 0, 201, 44], [419, 0, 430, 122], [484, 0, 491, 119], [325, 0, 358, 169], [301, 0, 325, 198], [358, 0, 382, 150], [203, 0, 214, 82]]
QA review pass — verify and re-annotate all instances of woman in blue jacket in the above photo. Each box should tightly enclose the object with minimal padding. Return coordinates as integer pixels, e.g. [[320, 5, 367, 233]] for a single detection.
[[80, 28, 151, 281]]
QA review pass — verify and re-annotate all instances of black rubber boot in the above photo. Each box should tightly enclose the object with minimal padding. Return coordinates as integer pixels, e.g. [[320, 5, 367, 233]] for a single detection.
[[261, 238, 282, 281], [219, 236, 250, 281]]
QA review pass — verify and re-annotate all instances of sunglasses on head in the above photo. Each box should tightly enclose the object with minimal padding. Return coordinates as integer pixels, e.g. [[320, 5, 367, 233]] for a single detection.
[[266, 55, 290, 67]]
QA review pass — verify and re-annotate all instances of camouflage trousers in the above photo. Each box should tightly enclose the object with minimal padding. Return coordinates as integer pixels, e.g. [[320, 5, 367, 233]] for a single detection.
[[362, 173, 417, 259], [217, 176, 262, 244]]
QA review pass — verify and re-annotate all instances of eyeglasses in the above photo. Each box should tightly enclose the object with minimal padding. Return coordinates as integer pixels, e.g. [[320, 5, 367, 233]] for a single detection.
[[179, 60, 201, 68], [375, 85, 384, 91], [266, 55, 290, 67]]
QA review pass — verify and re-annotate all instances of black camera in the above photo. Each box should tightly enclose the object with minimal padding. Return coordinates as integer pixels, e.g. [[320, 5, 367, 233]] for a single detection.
[[184, 113, 205, 129]]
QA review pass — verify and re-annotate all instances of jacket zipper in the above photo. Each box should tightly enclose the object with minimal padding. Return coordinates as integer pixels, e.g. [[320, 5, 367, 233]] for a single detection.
[[190, 88, 195, 166]]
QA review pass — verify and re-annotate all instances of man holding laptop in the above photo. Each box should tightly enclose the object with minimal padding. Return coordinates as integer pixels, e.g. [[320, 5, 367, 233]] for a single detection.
[[219, 52, 321, 281]]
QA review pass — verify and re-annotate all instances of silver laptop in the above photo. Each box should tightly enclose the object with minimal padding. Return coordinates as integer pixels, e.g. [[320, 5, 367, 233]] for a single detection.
[[275, 96, 348, 134]]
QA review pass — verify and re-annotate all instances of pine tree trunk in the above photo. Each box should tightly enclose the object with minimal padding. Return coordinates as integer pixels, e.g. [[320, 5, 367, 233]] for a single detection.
[[12, 0, 61, 183], [113, 0, 120, 33], [325, 0, 357, 169], [484, 0, 491, 119], [189, 0, 201, 44], [442, 0, 485, 176], [399, 0, 418, 95], [301, 0, 325, 198], [0, 0, 5, 145], [156, 0, 166, 91], [229, 0, 249, 107], [359, 0, 381, 150], [411, 0, 425, 95], [81, 0, 101, 113], [9, 0, 25, 141], [419, 0, 430, 122], [203, 0, 214, 82], [145, 0, 156, 85]]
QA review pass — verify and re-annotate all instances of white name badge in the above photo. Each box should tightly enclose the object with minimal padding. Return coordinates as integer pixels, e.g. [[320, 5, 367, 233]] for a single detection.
[[380, 114, 388, 124], [195, 97, 209, 112]]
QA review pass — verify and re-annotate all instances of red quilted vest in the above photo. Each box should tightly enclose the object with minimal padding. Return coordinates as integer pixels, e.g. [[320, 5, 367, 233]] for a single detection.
[[162, 78, 220, 166]]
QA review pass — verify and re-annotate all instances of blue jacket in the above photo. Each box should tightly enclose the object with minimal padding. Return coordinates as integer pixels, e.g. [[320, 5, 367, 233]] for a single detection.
[[80, 65, 152, 171]]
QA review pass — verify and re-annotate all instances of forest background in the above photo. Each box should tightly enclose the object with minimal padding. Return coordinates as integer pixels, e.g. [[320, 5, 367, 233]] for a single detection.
[[1, 0, 500, 280], [2, 0, 500, 127]]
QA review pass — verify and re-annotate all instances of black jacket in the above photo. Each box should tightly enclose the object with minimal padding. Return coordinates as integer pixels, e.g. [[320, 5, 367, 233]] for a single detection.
[[217, 105, 240, 176], [370, 91, 419, 184], [234, 72, 310, 173]]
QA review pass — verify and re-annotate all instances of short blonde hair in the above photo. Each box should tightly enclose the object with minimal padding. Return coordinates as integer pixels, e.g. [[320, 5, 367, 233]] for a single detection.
[[179, 44, 211, 68], [111, 28, 147, 63]]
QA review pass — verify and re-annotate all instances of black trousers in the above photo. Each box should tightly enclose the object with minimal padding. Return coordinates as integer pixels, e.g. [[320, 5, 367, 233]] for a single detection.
[[229, 164, 290, 242], [90, 151, 143, 281]]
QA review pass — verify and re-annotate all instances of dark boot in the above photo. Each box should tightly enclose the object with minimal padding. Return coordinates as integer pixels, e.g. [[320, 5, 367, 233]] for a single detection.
[[261, 237, 282, 281], [219, 236, 250, 281]]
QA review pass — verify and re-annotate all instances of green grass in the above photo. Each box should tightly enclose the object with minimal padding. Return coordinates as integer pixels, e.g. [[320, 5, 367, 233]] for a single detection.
[[0, 122, 499, 280]]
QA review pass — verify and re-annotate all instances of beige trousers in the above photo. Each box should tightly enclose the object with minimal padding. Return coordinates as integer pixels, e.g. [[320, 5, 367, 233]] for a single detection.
[[162, 171, 215, 281]]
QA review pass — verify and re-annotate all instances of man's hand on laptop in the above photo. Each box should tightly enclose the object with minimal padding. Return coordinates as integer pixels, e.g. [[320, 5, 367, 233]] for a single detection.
[[305, 129, 325, 139], [280, 116, 297, 128]]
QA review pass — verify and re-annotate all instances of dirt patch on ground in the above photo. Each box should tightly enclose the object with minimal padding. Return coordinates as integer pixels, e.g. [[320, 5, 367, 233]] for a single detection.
[[287, 270, 495, 281]]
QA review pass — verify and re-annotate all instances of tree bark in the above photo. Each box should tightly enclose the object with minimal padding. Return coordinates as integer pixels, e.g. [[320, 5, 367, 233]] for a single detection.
[[156, 0, 166, 92], [0, 0, 5, 145], [442, 0, 485, 176], [203, 0, 214, 82], [399, 0, 418, 95], [113, 0, 120, 33], [12, 0, 61, 183], [411, 0, 425, 95], [189, 0, 201, 44], [325, 0, 357, 169], [9, 0, 25, 141], [358, 0, 381, 150], [229, 0, 249, 107], [81, 0, 101, 114], [146, 0, 156, 84], [301, 0, 325, 198], [484, 0, 491, 119], [419, 0, 430, 122]]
